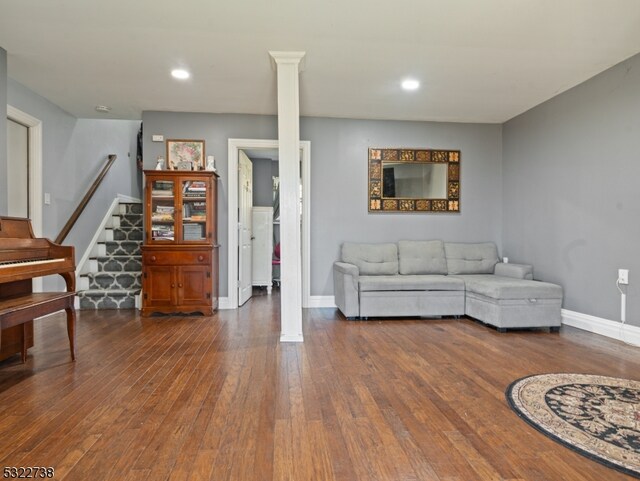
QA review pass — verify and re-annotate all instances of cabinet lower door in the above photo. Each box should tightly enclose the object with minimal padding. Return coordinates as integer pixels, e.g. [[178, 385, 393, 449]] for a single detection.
[[177, 266, 210, 307], [144, 266, 176, 307]]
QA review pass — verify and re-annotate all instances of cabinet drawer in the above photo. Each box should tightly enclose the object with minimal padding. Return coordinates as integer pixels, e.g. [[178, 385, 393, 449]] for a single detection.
[[143, 251, 211, 265]]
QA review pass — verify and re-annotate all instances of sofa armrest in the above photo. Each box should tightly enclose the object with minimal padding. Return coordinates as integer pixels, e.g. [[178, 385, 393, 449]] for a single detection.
[[334, 261, 359, 278], [333, 262, 360, 318], [494, 262, 533, 280]]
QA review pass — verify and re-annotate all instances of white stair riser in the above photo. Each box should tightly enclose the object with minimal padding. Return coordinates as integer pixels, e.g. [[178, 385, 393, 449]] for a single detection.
[[78, 277, 90, 290]]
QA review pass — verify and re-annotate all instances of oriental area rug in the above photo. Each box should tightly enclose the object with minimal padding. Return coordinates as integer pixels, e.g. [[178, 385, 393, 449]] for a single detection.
[[506, 373, 640, 478]]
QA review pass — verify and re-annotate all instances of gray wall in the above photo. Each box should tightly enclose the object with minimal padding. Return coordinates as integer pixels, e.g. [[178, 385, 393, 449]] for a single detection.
[[143, 111, 503, 297], [7, 79, 140, 289], [61, 119, 141, 266], [503, 52, 640, 326], [0, 47, 7, 214], [302, 117, 503, 296]]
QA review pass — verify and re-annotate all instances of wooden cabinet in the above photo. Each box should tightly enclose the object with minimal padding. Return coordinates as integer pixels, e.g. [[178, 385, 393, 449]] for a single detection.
[[141, 170, 219, 316]]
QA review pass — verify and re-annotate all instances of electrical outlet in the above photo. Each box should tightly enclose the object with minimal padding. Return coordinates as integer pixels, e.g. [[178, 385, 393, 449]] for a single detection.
[[618, 269, 629, 285], [152, 135, 164, 142]]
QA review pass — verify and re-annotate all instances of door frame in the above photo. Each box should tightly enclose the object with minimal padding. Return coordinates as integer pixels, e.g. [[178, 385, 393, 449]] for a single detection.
[[7, 105, 44, 292], [227, 138, 310, 309]]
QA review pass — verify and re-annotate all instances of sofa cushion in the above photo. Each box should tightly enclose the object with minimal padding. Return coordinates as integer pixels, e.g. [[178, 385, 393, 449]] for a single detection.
[[398, 240, 447, 275], [444, 242, 499, 275], [342, 242, 398, 275], [454, 274, 563, 300], [359, 275, 465, 292]]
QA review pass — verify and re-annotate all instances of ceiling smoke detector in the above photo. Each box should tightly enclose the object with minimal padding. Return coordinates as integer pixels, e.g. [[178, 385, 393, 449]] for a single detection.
[[95, 105, 112, 113]]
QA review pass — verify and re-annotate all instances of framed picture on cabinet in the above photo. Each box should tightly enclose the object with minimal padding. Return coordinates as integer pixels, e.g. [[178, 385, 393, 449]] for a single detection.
[[166, 139, 205, 170]]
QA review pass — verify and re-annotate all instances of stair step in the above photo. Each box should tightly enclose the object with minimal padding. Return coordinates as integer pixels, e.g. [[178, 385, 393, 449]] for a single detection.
[[120, 203, 142, 215], [78, 202, 143, 311], [86, 272, 141, 290], [107, 227, 143, 241], [103, 240, 141, 256], [78, 289, 138, 310], [118, 214, 143, 228], [95, 255, 142, 272]]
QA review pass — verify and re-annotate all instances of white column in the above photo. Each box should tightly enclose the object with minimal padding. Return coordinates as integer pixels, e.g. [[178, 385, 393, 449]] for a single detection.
[[269, 51, 305, 343]]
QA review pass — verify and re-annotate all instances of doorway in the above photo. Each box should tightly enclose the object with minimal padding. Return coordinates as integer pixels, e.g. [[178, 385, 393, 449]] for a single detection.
[[227, 139, 310, 309], [7, 106, 43, 292], [7, 118, 29, 217]]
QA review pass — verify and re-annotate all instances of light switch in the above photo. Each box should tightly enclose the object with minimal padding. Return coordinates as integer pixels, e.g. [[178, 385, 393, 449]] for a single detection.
[[152, 135, 164, 142], [44, 193, 51, 205]]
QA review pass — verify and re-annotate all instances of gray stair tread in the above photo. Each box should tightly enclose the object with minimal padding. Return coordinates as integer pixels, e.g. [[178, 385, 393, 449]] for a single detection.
[[78, 289, 140, 296], [84, 272, 142, 277], [102, 240, 141, 244]]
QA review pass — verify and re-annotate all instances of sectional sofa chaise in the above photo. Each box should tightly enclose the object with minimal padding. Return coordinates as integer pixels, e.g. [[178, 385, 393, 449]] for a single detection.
[[333, 240, 563, 331]]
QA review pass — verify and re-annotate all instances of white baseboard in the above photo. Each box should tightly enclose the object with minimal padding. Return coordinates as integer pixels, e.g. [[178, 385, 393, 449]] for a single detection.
[[307, 295, 336, 308], [218, 297, 233, 310], [280, 333, 304, 343], [562, 309, 640, 346]]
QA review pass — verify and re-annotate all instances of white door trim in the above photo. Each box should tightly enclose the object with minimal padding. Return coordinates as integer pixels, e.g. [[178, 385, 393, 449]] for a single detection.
[[227, 138, 311, 309], [7, 105, 44, 292]]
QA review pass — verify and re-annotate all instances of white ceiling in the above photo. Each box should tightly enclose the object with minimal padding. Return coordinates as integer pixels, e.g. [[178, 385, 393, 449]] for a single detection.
[[1, 0, 640, 123]]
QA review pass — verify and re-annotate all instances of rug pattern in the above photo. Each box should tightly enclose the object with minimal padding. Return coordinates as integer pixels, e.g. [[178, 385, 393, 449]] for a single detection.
[[506, 373, 640, 478]]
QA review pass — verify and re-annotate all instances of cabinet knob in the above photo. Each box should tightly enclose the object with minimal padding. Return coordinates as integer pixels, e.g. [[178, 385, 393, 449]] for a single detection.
[[179, 283, 183, 288], [171, 283, 175, 288], [198, 255, 204, 262], [150, 255, 157, 262]]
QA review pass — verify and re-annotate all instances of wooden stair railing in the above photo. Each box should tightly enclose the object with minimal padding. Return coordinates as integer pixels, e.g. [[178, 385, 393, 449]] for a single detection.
[[55, 154, 117, 244]]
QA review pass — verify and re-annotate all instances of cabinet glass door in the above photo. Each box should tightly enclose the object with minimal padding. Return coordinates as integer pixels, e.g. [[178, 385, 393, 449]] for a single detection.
[[181, 179, 207, 242], [150, 179, 175, 241]]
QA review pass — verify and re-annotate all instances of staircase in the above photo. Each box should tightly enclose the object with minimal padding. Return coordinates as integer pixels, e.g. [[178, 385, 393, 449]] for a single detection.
[[77, 203, 143, 309]]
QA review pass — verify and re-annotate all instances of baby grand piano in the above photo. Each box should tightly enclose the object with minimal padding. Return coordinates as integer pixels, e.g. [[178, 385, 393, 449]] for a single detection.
[[0, 216, 76, 362]]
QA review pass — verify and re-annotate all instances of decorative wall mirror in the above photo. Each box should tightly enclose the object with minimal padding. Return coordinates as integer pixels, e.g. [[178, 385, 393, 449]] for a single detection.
[[368, 148, 460, 212]]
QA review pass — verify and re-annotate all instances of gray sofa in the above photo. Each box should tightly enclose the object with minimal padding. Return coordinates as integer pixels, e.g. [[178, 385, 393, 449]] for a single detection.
[[333, 240, 563, 331]]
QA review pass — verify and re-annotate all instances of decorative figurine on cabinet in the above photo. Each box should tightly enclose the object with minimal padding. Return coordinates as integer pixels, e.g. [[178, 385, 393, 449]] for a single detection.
[[206, 155, 216, 172]]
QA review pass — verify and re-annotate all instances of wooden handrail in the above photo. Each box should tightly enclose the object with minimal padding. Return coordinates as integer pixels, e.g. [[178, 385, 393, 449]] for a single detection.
[[55, 154, 117, 244]]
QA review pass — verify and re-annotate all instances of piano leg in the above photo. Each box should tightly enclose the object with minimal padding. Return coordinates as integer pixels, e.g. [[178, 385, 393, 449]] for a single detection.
[[65, 307, 76, 361], [61, 272, 76, 293]]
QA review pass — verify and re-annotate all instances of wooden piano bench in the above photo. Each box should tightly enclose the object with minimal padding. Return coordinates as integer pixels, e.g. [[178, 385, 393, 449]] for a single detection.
[[0, 292, 76, 363]]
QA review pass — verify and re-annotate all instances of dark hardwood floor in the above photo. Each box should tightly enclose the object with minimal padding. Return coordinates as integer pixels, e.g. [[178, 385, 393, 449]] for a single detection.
[[0, 290, 638, 481]]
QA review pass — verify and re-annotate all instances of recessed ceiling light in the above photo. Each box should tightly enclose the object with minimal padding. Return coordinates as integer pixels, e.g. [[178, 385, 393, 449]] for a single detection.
[[171, 69, 190, 80], [402, 79, 420, 91], [95, 105, 111, 113]]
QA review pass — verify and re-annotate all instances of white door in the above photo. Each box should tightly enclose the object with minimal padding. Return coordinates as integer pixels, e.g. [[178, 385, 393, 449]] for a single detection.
[[238, 151, 254, 306], [7, 118, 29, 217]]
